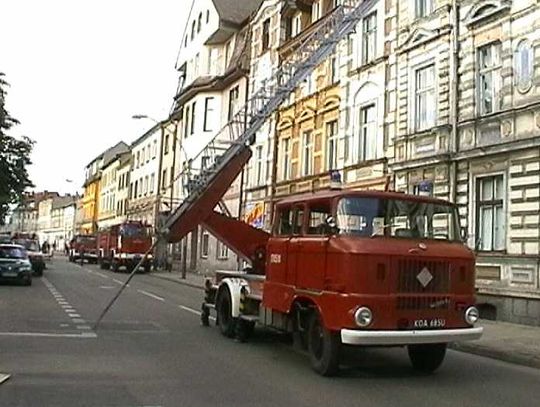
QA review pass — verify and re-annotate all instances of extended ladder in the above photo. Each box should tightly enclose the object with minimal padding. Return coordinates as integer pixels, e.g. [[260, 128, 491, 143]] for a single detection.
[[163, 0, 378, 243]]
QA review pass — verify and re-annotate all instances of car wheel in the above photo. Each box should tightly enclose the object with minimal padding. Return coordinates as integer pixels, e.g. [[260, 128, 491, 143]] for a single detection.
[[307, 311, 340, 376], [408, 343, 447, 373]]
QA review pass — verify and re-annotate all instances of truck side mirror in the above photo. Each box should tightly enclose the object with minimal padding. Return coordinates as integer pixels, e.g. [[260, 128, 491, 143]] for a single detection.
[[325, 216, 338, 235], [461, 227, 468, 242]]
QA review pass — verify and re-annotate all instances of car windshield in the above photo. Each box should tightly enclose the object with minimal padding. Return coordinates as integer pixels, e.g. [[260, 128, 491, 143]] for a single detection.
[[13, 239, 40, 252], [0, 246, 27, 259], [336, 196, 461, 241], [120, 224, 151, 238]]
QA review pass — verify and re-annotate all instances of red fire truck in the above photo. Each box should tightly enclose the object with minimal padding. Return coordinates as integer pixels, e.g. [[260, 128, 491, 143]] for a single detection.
[[69, 234, 98, 263], [97, 221, 153, 273], [197, 190, 482, 376], [148, 0, 482, 377]]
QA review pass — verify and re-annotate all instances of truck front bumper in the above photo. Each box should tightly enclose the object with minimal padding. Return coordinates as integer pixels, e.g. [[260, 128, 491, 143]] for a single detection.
[[341, 327, 483, 346]]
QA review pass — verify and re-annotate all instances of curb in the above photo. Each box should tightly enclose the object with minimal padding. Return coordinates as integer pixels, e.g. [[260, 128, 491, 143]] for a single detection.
[[149, 273, 205, 290], [450, 342, 540, 370]]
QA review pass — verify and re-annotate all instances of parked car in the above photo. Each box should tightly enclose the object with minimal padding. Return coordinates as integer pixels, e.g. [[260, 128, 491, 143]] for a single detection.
[[0, 244, 33, 286], [12, 239, 45, 276]]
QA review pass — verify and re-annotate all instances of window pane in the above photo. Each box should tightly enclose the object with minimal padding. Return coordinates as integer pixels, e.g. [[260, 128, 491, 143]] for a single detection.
[[494, 176, 504, 200], [494, 205, 505, 250], [481, 178, 494, 201], [480, 207, 493, 250]]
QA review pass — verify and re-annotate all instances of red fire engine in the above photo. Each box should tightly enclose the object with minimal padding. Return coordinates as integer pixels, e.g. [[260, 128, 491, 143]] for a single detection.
[[97, 221, 153, 273], [142, 0, 482, 376], [195, 190, 482, 375], [69, 234, 98, 264]]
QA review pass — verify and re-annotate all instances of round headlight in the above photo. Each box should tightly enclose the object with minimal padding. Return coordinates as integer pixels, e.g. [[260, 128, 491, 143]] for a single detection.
[[354, 306, 373, 328], [465, 306, 480, 325]]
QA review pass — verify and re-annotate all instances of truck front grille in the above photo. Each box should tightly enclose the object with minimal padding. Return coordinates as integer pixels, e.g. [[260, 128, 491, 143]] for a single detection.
[[396, 296, 451, 310], [397, 259, 450, 293]]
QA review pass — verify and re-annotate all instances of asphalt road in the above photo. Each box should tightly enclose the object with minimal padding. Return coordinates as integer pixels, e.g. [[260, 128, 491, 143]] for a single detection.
[[1, 257, 540, 407]]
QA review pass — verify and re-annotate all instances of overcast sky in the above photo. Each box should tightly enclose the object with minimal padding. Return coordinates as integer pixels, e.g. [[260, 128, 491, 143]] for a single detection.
[[0, 0, 188, 195]]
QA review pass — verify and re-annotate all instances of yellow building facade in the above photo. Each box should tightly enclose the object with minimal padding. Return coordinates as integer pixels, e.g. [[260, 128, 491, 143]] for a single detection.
[[80, 178, 100, 234]]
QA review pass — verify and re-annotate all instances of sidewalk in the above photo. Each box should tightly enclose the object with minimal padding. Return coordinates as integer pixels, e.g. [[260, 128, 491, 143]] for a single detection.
[[149, 271, 540, 369]]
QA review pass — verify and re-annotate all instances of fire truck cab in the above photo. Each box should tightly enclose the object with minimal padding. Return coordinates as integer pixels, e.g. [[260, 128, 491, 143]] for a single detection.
[[202, 190, 482, 376], [69, 234, 98, 263], [97, 221, 153, 273]]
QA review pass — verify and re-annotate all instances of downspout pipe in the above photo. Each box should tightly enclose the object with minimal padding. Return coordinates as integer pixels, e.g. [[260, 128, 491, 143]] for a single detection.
[[450, 0, 460, 205]]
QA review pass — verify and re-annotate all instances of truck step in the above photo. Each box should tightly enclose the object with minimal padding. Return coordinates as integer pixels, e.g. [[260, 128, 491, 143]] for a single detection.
[[239, 314, 259, 322]]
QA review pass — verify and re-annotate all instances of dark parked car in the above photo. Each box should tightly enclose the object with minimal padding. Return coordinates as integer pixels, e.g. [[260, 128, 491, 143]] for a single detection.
[[0, 244, 33, 286], [12, 239, 45, 276]]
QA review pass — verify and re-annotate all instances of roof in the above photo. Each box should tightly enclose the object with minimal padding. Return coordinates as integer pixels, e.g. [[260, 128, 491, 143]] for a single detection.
[[131, 122, 161, 148], [52, 195, 78, 210], [275, 190, 456, 207], [86, 141, 130, 168], [212, 0, 264, 26]]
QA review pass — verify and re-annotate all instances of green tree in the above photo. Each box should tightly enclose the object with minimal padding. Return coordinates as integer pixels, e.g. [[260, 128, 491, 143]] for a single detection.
[[0, 72, 34, 225]]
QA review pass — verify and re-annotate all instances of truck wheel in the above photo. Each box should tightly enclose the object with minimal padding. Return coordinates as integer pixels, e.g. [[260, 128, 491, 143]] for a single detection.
[[307, 311, 340, 376], [99, 259, 106, 270], [407, 343, 447, 373], [235, 319, 255, 342], [216, 287, 236, 338], [111, 260, 119, 273], [201, 304, 210, 327]]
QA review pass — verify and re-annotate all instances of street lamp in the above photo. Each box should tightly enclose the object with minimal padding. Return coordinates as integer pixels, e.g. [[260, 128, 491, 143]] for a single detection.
[[131, 114, 159, 123]]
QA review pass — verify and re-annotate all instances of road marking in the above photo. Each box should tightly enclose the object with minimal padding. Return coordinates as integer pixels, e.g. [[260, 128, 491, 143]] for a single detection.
[[0, 331, 97, 338], [137, 290, 165, 302], [179, 305, 201, 316], [68, 313, 81, 318], [60, 323, 70, 328], [178, 305, 216, 321], [0, 373, 10, 385], [113, 278, 125, 285], [87, 269, 94, 274], [100, 285, 115, 289], [77, 325, 91, 330], [95, 272, 109, 279], [72, 318, 86, 324]]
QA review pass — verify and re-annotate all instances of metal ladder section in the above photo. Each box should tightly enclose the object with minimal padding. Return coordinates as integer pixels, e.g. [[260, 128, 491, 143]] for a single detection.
[[162, 0, 377, 240]]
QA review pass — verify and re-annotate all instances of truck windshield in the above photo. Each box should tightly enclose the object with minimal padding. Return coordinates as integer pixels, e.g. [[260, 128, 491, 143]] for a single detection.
[[120, 224, 150, 238], [77, 237, 96, 246], [336, 197, 461, 241]]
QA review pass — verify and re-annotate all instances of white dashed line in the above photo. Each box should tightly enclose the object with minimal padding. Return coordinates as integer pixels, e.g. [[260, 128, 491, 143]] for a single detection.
[[95, 272, 109, 279], [113, 279, 125, 285], [179, 305, 201, 316], [0, 331, 97, 339], [137, 290, 165, 302], [41, 277, 96, 338], [178, 305, 216, 321]]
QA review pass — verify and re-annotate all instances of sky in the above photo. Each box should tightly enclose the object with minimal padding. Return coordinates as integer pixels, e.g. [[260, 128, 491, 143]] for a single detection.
[[0, 0, 189, 195]]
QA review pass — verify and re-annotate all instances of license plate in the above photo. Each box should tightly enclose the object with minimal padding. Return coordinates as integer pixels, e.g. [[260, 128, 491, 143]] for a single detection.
[[413, 318, 446, 329], [2, 272, 18, 278]]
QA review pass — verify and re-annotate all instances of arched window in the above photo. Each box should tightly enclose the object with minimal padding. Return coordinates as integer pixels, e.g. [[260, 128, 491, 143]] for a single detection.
[[191, 20, 196, 40], [515, 40, 533, 92], [206, 10, 210, 23], [197, 12, 202, 33]]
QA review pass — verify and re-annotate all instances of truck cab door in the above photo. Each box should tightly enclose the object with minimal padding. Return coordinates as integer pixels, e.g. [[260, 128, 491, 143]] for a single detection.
[[294, 206, 331, 291], [286, 205, 305, 286]]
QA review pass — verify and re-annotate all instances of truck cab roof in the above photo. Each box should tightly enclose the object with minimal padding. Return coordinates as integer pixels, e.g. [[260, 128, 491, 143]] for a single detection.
[[275, 190, 455, 208]]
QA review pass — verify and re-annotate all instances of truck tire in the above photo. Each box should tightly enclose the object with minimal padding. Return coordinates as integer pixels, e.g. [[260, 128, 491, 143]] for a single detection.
[[99, 259, 106, 270], [307, 311, 340, 376], [216, 287, 236, 338], [407, 343, 447, 373], [111, 259, 119, 273], [235, 319, 255, 342]]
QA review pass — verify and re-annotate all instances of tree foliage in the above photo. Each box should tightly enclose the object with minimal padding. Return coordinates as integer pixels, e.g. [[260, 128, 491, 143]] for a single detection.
[[0, 72, 34, 225]]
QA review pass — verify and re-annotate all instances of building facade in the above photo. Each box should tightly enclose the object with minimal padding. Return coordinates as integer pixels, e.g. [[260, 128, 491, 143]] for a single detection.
[[128, 124, 163, 228], [172, 0, 263, 274], [114, 152, 132, 226], [82, 142, 129, 234]]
